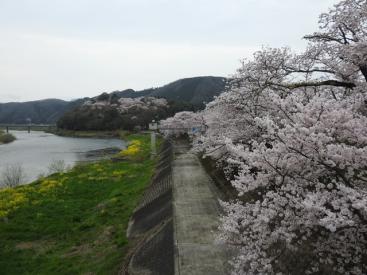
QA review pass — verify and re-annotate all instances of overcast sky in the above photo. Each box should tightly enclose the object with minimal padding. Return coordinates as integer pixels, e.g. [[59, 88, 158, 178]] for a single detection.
[[0, 0, 339, 102]]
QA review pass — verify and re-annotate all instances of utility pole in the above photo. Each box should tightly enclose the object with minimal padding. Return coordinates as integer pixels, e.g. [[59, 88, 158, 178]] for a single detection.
[[26, 118, 32, 133], [149, 120, 158, 159]]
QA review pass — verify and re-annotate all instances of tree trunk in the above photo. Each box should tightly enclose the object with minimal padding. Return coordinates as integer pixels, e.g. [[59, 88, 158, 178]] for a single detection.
[[360, 64, 367, 82]]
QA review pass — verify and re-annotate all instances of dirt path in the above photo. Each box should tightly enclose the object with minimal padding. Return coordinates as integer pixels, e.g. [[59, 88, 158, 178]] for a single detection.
[[172, 140, 233, 275]]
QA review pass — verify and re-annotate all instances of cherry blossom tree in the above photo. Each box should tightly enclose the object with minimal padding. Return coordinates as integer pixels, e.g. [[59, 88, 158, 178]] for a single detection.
[[304, 0, 367, 82], [218, 91, 367, 274], [158, 3, 367, 272], [159, 111, 204, 137], [192, 0, 367, 274]]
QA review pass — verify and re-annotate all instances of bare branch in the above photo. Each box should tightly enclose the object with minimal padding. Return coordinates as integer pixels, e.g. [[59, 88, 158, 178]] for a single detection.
[[304, 34, 344, 44], [338, 26, 349, 44], [271, 80, 356, 90], [284, 67, 336, 74]]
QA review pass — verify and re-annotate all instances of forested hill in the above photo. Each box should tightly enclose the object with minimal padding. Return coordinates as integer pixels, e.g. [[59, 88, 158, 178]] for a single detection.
[[0, 98, 85, 124], [114, 76, 227, 107], [0, 76, 226, 124]]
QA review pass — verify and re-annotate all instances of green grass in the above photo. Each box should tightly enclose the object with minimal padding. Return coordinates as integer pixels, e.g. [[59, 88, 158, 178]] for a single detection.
[[0, 134, 159, 275]]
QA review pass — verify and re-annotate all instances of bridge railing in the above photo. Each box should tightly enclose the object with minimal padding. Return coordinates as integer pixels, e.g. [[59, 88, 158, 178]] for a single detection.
[[0, 124, 57, 133]]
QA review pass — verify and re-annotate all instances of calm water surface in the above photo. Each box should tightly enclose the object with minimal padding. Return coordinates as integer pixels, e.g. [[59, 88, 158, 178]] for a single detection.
[[0, 131, 126, 183]]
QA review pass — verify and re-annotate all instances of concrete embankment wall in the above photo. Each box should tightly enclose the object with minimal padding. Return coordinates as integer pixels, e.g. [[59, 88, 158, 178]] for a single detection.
[[122, 139, 174, 275]]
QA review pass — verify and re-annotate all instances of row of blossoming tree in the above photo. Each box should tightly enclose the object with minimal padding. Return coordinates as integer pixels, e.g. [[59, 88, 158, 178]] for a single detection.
[[161, 0, 367, 274]]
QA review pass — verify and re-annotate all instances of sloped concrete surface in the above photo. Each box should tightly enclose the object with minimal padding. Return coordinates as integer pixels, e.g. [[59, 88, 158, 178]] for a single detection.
[[124, 140, 174, 275], [172, 140, 233, 275]]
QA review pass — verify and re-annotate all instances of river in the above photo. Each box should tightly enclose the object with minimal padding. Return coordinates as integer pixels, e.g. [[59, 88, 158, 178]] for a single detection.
[[0, 131, 126, 184]]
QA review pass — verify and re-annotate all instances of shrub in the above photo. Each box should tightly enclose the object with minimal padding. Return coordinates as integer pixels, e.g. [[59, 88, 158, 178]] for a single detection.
[[0, 164, 25, 188], [48, 160, 67, 175], [0, 133, 15, 144]]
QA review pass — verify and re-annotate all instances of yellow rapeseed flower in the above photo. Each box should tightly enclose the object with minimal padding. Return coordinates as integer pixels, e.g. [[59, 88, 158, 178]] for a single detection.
[[39, 179, 62, 193], [0, 188, 28, 218], [119, 140, 142, 157], [112, 171, 125, 177]]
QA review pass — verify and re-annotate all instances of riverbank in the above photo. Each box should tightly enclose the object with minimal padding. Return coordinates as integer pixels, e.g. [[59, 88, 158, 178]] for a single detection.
[[47, 129, 127, 139], [0, 131, 126, 183], [0, 129, 15, 144], [0, 133, 161, 274]]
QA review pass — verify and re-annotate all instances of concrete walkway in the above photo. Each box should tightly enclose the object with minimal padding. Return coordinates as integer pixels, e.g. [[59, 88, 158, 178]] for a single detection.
[[172, 140, 232, 275]]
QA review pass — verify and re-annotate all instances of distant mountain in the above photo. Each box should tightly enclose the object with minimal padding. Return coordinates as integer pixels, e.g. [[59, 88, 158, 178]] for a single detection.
[[0, 98, 86, 124], [153, 76, 226, 106], [112, 88, 153, 99], [0, 76, 226, 124], [113, 76, 226, 107]]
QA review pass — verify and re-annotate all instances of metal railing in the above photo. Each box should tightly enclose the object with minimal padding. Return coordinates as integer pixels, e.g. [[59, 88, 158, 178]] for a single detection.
[[0, 124, 57, 133]]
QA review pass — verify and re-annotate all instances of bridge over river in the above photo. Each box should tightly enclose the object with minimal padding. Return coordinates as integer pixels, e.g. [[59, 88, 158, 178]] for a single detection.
[[0, 124, 57, 133]]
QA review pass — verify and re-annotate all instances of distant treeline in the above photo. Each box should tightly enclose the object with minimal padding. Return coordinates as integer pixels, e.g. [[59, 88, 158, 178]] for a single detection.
[[57, 98, 198, 131]]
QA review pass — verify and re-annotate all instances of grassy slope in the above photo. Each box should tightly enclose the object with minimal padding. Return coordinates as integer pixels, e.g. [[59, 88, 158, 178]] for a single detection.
[[0, 134, 159, 275]]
